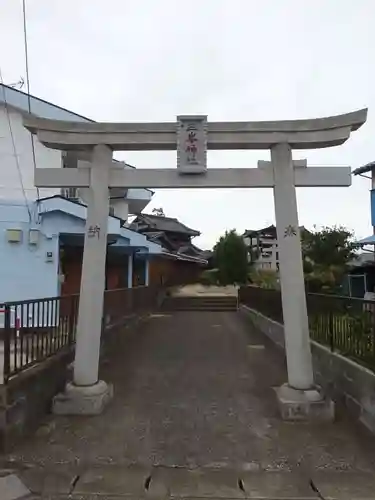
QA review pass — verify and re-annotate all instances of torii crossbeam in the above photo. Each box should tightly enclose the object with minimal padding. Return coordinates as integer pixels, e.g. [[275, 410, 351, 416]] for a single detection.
[[34, 164, 351, 189]]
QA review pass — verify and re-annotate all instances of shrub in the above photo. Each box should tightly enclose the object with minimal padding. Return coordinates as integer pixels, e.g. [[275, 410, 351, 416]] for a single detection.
[[198, 268, 219, 286], [249, 269, 279, 289]]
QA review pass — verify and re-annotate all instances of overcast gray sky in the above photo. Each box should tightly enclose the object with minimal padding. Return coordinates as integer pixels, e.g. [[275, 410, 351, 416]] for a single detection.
[[1, 0, 374, 249]]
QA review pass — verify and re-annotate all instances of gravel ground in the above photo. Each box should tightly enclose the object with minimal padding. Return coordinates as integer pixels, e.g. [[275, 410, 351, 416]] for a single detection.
[[4, 310, 375, 475]]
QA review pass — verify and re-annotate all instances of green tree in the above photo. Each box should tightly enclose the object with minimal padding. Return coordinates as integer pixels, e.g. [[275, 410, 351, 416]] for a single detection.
[[213, 230, 248, 285], [301, 225, 357, 292]]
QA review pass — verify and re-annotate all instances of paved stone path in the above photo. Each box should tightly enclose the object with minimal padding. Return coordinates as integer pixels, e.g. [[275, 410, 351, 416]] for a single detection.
[[2, 310, 375, 498]]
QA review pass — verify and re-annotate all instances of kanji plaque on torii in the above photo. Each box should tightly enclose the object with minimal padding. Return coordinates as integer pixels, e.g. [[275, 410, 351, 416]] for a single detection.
[[177, 115, 207, 174]]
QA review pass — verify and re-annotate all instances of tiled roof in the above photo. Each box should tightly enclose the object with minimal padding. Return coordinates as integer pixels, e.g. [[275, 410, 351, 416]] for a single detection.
[[243, 225, 276, 237], [144, 231, 165, 241], [191, 243, 206, 255], [178, 243, 205, 256], [141, 226, 207, 263], [243, 225, 309, 238], [348, 252, 375, 267], [201, 249, 213, 259], [131, 213, 200, 236], [352, 161, 375, 176]]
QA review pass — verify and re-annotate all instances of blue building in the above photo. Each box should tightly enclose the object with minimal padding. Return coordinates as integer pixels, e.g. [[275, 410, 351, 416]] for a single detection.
[[0, 196, 162, 303], [348, 162, 375, 297]]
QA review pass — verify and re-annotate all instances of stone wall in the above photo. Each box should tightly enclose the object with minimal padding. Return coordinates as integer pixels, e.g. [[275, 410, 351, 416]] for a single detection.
[[240, 304, 375, 434], [0, 348, 73, 451]]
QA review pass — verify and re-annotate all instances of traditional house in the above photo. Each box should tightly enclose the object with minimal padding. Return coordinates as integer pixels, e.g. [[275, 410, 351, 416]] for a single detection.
[[243, 224, 308, 271], [243, 225, 279, 271], [341, 253, 375, 298], [130, 213, 207, 286]]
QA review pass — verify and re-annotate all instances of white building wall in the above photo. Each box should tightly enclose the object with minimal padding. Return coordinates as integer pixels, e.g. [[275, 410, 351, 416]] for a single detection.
[[244, 233, 280, 271], [0, 105, 61, 201], [0, 105, 152, 216]]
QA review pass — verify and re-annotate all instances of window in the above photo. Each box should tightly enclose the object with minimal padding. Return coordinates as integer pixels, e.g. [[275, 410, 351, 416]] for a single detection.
[[61, 187, 79, 201], [61, 152, 80, 201]]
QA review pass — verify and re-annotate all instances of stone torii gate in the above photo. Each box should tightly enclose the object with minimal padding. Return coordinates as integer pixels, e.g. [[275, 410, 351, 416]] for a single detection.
[[24, 110, 367, 419]]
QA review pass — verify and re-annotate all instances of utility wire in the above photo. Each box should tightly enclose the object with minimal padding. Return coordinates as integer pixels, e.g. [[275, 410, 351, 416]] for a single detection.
[[0, 67, 32, 221], [22, 0, 40, 202]]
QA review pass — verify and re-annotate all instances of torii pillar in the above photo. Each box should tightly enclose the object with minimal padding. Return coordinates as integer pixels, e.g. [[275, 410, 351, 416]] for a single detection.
[[24, 109, 367, 419]]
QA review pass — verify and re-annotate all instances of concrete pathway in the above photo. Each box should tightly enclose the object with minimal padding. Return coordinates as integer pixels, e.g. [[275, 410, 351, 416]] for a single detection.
[[2, 311, 375, 498]]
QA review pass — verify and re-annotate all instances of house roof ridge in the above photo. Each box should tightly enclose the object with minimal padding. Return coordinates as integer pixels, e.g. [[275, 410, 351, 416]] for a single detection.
[[143, 213, 178, 221], [135, 213, 200, 235], [0, 82, 94, 122], [0, 84, 153, 193]]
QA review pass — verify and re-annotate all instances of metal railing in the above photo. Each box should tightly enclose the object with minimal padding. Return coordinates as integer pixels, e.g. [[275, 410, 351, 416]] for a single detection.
[[307, 293, 375, 369], [102, 286, 163, 327], [0, 294, 79, 383], [1, 286, 161, 383], [239, 285, 375, 371], [238, 286, 283, 323]]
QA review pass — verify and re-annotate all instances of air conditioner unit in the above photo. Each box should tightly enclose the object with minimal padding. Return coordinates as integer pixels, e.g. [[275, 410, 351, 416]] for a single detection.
[[6, 228, 22, 243]]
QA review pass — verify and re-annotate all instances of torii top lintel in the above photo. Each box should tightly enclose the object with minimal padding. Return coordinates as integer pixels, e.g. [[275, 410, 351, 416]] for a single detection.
[[24, 109, 367, 152]]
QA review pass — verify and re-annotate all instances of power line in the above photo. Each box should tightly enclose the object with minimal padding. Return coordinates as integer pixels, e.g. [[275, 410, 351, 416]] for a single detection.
[[0, 68, 32, 221], [22, 0, 40, 201]]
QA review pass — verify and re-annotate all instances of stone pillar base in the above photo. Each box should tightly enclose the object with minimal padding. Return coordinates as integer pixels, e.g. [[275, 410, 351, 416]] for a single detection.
[[275, 383, 334, 422], [52, 380, 113, 416]]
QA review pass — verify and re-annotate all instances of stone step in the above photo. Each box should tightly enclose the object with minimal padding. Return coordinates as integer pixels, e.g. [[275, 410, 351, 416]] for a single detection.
[[163, 308, 238, 312], [167, 294, 237, 298], [162, 300, 238, 305], [162, 296, 238, 311], [163, 301, 238, 304], [16, 465, 375, 499], [164, 299, 238, 304], [162, 306, 238, 311]]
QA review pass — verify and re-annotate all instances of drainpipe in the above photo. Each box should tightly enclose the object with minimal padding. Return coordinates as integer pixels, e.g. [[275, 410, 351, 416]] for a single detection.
[[145, 259, 149, 286], [127, 254, 133, 288]]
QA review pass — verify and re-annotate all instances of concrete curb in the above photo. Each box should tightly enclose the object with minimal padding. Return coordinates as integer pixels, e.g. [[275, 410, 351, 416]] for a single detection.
[[239, 304, 375, 434]]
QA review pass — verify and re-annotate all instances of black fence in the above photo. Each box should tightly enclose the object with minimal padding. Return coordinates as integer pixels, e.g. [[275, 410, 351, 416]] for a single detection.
[[1, 286, 162, 384], [239, 286, 283, 323], [239, 286, 375, 371]]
